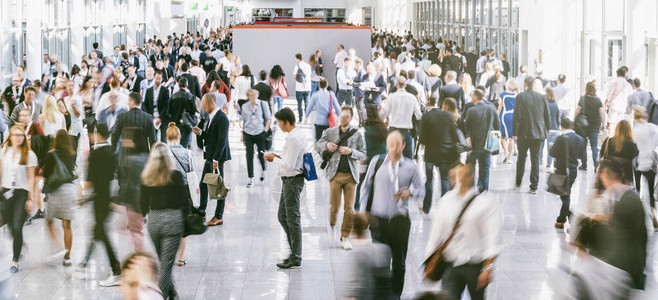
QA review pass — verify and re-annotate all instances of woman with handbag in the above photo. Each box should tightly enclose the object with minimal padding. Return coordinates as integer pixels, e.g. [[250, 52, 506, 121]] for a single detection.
[[166, 123, 199, 267], [304, 79, 341, 141], [42, 129, 77, 267], [0, 125, 37, 273], [574, 81, 605, 171], [423, 162, 502, 300], [269, 65, 287, 114], [599, 120, 638, 185], [140, 142, 188, 299]]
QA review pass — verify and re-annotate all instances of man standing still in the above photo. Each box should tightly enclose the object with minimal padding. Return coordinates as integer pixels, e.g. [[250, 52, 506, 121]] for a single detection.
[[359, 131, 425, 296], [513, 76, 550, 193], [265, 108, 306, 269], [315, 107, 366, 250]]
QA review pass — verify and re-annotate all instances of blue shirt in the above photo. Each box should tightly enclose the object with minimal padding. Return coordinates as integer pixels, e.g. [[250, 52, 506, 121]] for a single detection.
[[240, 100, 271, 135], [305, 89, 340, 126], [359, 155, 425, 218]]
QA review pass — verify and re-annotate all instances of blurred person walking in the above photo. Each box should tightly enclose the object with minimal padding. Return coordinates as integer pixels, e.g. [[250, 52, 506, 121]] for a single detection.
[[548, 118, 584, 228], [240, 89, 271, 187], [574, 81, 605, 171], [631, 106, 658, 227], [305, 79, 340, 141]]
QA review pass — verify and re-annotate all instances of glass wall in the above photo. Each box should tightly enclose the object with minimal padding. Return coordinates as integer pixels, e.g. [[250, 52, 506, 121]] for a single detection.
[[413, 0, 520, 76], [84, 0, 103, 56], [42, 0, 72, 72]]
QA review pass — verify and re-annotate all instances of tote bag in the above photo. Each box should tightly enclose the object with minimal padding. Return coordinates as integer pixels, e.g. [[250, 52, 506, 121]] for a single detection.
[[303, 152, 318, 181], [328, 93, 338, 128]]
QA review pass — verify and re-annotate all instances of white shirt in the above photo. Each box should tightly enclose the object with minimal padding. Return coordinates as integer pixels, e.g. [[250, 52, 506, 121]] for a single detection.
[[293, 61, 312, 92], [333, 50, 348, 69], [378, 90, 422, 129], [425, 187, 502, 267], [273, 126, 306, 177], [336, 68, 356, 90], [632, 121, 658, 172], [67, 94, 84, 136], [218, 57, 231, 72], [1, 147, 38, 190], [407, 80, 426, 104], [235, 75, 254, 99]]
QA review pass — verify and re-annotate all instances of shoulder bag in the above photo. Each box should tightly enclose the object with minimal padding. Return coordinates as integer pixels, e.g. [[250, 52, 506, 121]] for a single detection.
[[303, 152, 318, 181], [319, 128, 359, 169], [260, 101, 273, 150], [46, 151, 77, 190], [423, 192, 480, 281], [547, 135, 571, 196], [575, 97, 589, 130], [328, 92, 338, 128], [276, 78, 289, 98]]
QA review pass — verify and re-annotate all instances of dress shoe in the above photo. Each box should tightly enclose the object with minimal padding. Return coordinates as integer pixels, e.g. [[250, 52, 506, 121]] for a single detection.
[[554, 222, 565, 229], [276, 260, 301, 269], [207, 217, 223, 226]]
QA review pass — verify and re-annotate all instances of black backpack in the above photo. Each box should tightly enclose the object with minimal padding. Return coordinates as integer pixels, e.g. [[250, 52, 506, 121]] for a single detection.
[[648, 94, 658, 126], [295, 64, 305, 83]]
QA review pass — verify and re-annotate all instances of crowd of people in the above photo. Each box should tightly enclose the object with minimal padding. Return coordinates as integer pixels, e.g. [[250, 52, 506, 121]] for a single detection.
[[0, 24, 656, 300]]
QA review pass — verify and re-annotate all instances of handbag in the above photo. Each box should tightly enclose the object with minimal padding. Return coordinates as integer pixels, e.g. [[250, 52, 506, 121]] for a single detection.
[[183, 205, 207, 236], [277, 79, 289, 98], [46, 151, 77, 189], [202, 169, 230, 200], [484, 130, 501, 154], [547, 135, 571, 196], [260, 101, 273, 150], [328, 93, 338, 128], [423, 192, 480, 281], [171, 149, 200, 204], [303, 152, 318, 181], [181, 111, 198, 128], [454, 127, 471, 154]]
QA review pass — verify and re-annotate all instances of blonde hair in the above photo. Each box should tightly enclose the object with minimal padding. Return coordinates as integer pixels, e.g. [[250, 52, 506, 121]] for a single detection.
[[428, 64, 442, 77], [612, 120, 634, 153], [459, 73, 473, 93], [633, 105, 648, 120], [2, 125, 31, 165], [166, 122, 181, 142], [532, 79, 544, 93], [141, 142, 174, 187], [506, 78, 519, 93], [42, 95, 63, 123]]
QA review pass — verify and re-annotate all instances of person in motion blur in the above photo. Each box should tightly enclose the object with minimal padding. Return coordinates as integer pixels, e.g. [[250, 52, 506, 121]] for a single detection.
[[119, 252, 164, 300]]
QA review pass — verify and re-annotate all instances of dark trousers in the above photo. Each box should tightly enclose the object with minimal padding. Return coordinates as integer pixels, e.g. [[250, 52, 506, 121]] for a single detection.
[[354, 96, 366, 125], [199, 160, 225, 219], [3, 189, 28, 262], [467, 150, 492, 192], [278, 176, 304, 262], [389, 128, 414, 159], [557, 168, 578, 223], [424, 161, 452, 213], [70, 133, 80, 161], [516, 138, 544, 190], [442, 263, 485, 300], [244, 132, 266, 178], [337, 89, 354, 106], [237, 99, 248, 114], [314, 124, 329, 142], [578, 129, 599, 169], [179, 125, 192, 149], [81, 200, 121, 275], [635, 170, 656, 208], [370, 214, 411, 296], [296, 91, 309, 121]]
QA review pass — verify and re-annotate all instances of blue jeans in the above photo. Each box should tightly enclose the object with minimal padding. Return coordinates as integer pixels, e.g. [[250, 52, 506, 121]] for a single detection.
[[179, 125, 191, 149], [198, 160, 225, 219], [337, 89, 353, 106], [578, 129, 599, 169], [467, 150, 491, 192], [424, 161, 452, 213], [557, 168, 577, 223], [295, 91, 309, 121], [546, 130, 559, 167], [310, 81, 319, 96], [273, 96, 283, 114]]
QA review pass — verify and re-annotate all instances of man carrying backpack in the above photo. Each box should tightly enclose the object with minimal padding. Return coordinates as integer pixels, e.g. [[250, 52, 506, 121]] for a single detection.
[[293, 53, 312, 123]]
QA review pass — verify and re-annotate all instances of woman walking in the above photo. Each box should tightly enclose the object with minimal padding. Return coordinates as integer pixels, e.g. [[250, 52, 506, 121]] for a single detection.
[[498, 78, 518, 163], [140, 142, 187, 299], [0, 125, 37, 273], [42, 129, 77, 266], [269, 65, 287, 114], [600, 120, 638, 186]]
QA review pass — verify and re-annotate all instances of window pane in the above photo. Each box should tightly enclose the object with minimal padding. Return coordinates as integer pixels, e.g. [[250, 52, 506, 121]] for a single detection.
[[607, 39, 623, 77]]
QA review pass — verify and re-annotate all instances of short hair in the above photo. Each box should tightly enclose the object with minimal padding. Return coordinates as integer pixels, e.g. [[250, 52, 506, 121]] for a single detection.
[[180, 63, 189, 72], [598, 158, 625, 181], [93, 42, 99, 49], [319, 79, 328, 89], [406, 70, 416, 80], [295, 53, 302, 60], [519, 65, 527, 73], [129, 92, 142, 105], [445, 70, 457, 81], [352, 213, 369, 238], [472, 89, 484, 101], [96, 123, 110, 139], [259, 70, 267, 81], [633, 105, 648, 120], [633, 78, 642, 88], [274, 107, 296, 125], [122, 52, 128, 59], [23, 86, 36, 94], [558, 74, 566, 83], [442, 97, 457, 112], [616, 68, 626, 77], [560, 117, 573, 129], [341, 106, 353, 117], [202, 93, 216, 104], [524, 76, 535, 90], [247, 89, 259, 98], [177, 76, 188, 88], [427, 95, 438, 106], [120, 251, 159, 279], [585, 80, 597, 96], [154, 70, 164, 78]]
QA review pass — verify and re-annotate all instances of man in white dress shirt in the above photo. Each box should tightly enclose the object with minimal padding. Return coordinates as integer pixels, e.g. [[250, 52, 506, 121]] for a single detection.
[[379, 77, 423, 159], [425, 162, 502, 300], [293, 53, 312, 123], [265, 107, 306, 269]]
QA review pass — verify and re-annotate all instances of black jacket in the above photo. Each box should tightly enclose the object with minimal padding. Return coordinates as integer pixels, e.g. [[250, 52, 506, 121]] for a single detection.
[[127, 75, 144, 94], [196, 110, 231, 162], [252, 82, 272, 102], [439, 83, 466, 111], [169, 90, 198, 126], [180, 73, 201, 99], [420, 109, 458, 164], [513, 90, 550, 140], [464, 102, 500, 150], [607, 189, 647, 288], [357, 73, 386, 105], [111, 108, 156, 153], [142, 86, 171, 121], [549, 131, 585, 172], [87, 143, 116, 205]]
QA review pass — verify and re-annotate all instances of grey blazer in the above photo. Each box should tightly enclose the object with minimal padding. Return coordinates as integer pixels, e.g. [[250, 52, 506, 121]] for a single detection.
[[9, 101, 41, 128], [315, 126, 366, 182]]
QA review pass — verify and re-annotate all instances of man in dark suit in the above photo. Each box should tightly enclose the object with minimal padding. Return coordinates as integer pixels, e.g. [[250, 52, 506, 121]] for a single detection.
[[439, 71, 466, 111], [513, 76, 550, 193], [548, 118, 584, 228], [443, 48, 464, 78], [125, 65, 144, 94], [2, 75, 25, 115], [179, 63, 201, 99], [193, 93, 231, 226], [464, 46, 479, 82], [169, 77, 198, 148], [419, 95, 459, 213], [110, 92, 156, 153], [464, 89, 499, 192], [142, 71, 171, 142]]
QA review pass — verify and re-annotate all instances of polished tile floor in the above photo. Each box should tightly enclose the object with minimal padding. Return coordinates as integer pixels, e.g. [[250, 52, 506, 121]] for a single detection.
[[0, 102, 657, 299]]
